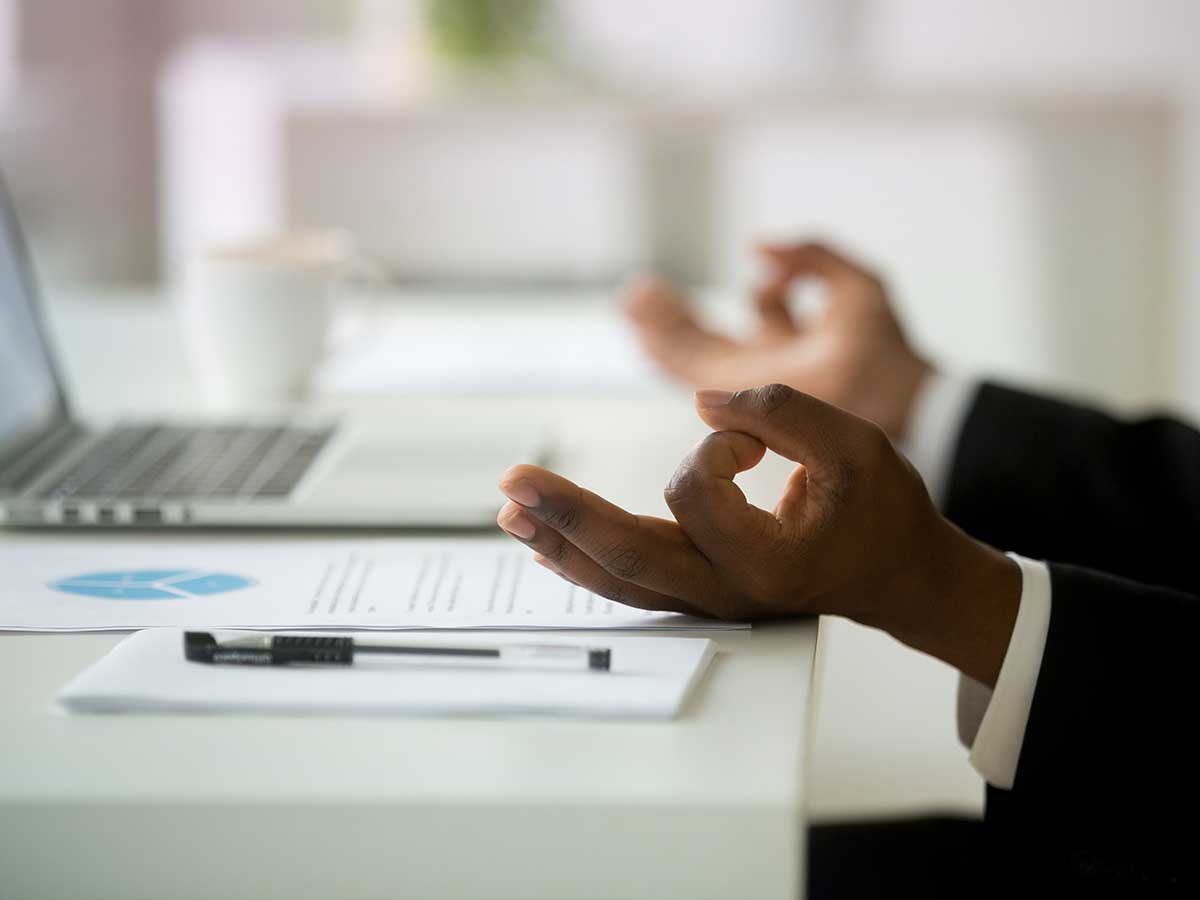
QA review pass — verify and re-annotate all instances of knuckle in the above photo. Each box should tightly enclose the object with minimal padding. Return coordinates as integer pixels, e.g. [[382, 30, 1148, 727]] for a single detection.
[[811, 424, 889, 504], [744, 382, 796, 418], [867, 420, 893, 455], [663, 465, 703, 507], [541, 533, 572, 565], [541, 501, 583, 538], [854, 421, 894, 474], [595, 579, 630, 607], [824, 457, 860, 504], [705, 513, 748, 548], [595, 543, 649, 580]]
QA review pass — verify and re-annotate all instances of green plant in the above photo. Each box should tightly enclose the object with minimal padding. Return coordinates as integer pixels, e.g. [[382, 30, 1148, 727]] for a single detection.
[[423, 0, 547, 65]]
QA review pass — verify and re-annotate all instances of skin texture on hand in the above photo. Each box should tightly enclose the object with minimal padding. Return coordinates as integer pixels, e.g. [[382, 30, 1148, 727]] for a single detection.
[[498, 384, 1021, 687], [624, 242, 933, 440]]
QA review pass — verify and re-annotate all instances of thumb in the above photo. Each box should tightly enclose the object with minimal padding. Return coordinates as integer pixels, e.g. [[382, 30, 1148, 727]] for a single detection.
[[751, 280, 799, 338], [694, 384, 876, 477], [756, 241, 864, 283]]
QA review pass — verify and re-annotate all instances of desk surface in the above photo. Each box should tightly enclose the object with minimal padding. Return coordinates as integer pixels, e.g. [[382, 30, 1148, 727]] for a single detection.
[[0, 291, 819, 900]]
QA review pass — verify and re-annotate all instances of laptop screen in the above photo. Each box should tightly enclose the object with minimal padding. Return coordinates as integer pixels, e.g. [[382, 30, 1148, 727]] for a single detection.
[[0, 177, 67, 459]]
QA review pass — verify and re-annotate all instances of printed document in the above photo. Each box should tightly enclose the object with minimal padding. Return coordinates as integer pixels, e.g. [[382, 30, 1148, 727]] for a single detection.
[[0, 537, 745, 632]]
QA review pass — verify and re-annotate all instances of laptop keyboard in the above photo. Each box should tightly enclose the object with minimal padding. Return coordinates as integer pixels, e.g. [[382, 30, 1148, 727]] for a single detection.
[[34, 425, 333, 502]]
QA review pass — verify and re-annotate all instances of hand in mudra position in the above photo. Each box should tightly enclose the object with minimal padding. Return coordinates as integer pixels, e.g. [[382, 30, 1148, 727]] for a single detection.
[[498, 384, 1019, 687], [624, 242, 932, 440]]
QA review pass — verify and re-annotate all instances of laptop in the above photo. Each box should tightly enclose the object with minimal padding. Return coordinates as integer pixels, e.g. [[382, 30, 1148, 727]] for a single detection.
[[0, 175, 545, 528]]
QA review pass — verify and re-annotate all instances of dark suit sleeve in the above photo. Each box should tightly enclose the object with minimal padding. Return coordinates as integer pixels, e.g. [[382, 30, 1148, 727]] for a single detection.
[[944, 382, 1200, 595], [945, 384, 1200, 888], [982, 563, 1200, 890]]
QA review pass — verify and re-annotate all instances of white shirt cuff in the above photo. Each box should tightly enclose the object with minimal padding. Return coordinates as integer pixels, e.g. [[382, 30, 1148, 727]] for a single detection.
[[964, 554, 1053, 790], [904, 373, 1053, 790], [899, 371, 977, 509]]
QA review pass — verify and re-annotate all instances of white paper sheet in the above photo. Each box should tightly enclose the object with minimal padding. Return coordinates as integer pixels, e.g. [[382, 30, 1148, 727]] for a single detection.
[[57, 629, 716, 719], [0, 538, 745, 632], [315, 301, 666, 396]]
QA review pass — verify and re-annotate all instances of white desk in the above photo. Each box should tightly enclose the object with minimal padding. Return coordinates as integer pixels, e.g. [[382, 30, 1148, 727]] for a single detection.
[[0, 291, 819, 900]]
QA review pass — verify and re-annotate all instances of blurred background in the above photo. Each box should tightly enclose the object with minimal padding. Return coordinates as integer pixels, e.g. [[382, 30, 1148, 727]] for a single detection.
[[3, 0, 1199, 821]]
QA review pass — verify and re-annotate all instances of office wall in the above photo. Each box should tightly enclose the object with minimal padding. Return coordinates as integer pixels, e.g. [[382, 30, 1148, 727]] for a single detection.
[[5, 0, 1194, 411], [715, 103, 1169, 408], [0, 0, 337, 284]]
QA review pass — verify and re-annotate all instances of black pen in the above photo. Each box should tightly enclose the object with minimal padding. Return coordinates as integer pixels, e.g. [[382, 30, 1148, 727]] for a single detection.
[[184, 631, 611, 671]]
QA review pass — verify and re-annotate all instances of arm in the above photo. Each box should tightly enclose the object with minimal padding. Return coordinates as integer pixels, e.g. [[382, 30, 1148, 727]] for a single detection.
[[946, 383, 1200, 595], [616, 243, 1197, 885], [627, 241, 1200, 595], [983, 563, 1200, 888], [494, 387, 1197, 887], [901, 376, 1200, 808]]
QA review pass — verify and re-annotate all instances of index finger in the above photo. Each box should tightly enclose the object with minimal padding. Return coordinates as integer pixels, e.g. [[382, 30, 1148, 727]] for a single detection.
[[751, 279, 799, 337], [757, 240, 873, 285], [694, 383, 875, 475], [498, 464, 716, 600], [663, 431, 782, 570]]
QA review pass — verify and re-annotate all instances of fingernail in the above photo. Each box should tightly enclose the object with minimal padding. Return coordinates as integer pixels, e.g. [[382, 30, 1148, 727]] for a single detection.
[[501, 480, 539, 507], [499, 509, 536, 540], [696, 389, 734, 408]]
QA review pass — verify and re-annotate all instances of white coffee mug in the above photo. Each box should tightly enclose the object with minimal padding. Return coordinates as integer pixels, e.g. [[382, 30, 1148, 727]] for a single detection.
[[179, 230, 380, 410]]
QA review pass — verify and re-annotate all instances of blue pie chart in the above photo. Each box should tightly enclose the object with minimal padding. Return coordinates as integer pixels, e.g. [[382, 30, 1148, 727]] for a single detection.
[[50, 569, 255, 600]]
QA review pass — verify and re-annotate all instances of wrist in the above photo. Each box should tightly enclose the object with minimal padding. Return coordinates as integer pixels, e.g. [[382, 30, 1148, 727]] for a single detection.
[[877, 521, 1022, 687], [869, 350, 935, 442]]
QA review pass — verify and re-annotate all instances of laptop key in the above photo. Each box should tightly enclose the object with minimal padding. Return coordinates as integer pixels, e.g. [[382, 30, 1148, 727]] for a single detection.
[[36, 426, 158, 499], [30, 424, 331, 504]]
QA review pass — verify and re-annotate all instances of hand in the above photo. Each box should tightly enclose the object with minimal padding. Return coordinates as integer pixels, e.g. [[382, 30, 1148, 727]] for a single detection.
[[497, 384, 1020, 687], [624, 242, 933, 440]]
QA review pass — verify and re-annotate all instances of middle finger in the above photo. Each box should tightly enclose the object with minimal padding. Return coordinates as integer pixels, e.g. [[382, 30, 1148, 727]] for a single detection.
[[498, 464, 716, 600], [498, 502, 706, 617]]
